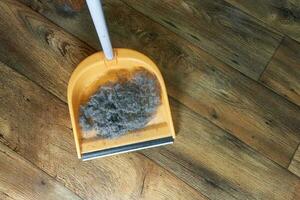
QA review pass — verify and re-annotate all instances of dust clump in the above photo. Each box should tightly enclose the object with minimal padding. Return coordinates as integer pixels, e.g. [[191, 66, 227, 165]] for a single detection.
[[79, 69, 161, 138]]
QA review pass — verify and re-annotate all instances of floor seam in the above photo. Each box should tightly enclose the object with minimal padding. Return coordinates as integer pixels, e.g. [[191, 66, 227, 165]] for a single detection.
[[119, 0, 300, 110], [7, 0, 300, 189], [120, 0, 281, 82], [258, 36, 284, 80], [8, 1, 296, 171], [169, 96, 300, 174], [140, 152, 215, 200], [287, 142, 300, 169]]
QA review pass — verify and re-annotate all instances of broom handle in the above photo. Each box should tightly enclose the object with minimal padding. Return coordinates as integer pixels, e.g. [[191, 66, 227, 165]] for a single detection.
[[86, 0, 114, 60]]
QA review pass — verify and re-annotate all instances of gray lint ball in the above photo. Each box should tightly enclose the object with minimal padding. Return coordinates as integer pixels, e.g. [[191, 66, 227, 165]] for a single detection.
[[79, 69, 161, 138]]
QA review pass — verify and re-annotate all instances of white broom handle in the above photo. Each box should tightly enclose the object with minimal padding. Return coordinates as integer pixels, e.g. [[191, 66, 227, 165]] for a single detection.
[[86, 0, 114, 60]]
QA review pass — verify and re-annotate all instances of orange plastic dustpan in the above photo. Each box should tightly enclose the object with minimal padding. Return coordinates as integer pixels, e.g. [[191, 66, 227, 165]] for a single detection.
[[67, 0, 175, 160]]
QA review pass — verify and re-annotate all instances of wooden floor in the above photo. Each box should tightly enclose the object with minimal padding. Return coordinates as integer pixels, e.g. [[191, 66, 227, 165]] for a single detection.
[[0, 0, 299, 199]]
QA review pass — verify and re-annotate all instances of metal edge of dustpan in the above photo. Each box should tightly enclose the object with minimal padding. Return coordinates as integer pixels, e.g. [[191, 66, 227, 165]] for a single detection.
[[81, 137, 174, 161]]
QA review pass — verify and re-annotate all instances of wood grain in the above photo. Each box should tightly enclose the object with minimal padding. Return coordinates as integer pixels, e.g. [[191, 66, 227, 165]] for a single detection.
[[0, 143, 82, 200], [1, 52, 299, 200], [57, 0, 85, 11], [123, 0, 282, 80], [142, 100, 300, 200], [0, 0, 94, 102], [1, 1, 300, 199], [260, 37, 300, 107], [0, 61, 207, 200], [20, 0, 99, 52], [225, 0, 300, 42], [14, 0, 300, 167], [289, 145, 300, 177], [20, 0, 282, 80], [0, 192, 14, 200]]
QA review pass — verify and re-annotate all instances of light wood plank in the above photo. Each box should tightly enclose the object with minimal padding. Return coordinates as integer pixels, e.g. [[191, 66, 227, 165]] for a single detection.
[[260, 37, 300, 107], [0, 61, 207, 199], [12, 0, 300, 167], [0, 192, 15, 200], [289, 145, 300, 177], [225, 0, 300, 43], [0, 143, 82, 200]]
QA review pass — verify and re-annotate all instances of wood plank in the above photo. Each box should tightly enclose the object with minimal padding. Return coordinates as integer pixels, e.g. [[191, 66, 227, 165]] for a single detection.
[[0, 0, 94, 102], [142, 100, 300, 200], [289, 145, 300, 177], [0, 192, 14, 200], [13, 0, 300, 167], [260, 37, 300, 107], [225, 0, 300, 43], [20, 0, 99, 53], [123, 0, 282, 80], [56, 0, 85, 11], [1, 2, 300, 199], [18, 0, 282, 80], [1, 53, 300, 200], [0, 143, 82, 200], [0, 61, 208, 200]]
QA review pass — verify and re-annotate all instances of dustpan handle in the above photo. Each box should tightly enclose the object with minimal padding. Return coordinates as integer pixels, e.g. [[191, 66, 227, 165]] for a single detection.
[[86, 0, 114, 60]]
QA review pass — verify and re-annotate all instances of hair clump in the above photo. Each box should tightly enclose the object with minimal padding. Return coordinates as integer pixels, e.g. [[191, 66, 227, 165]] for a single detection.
[[79, 69, 161, 138]]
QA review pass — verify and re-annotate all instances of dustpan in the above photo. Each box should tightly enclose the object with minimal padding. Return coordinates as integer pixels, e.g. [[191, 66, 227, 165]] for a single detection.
[[67, 0, 175, 161]]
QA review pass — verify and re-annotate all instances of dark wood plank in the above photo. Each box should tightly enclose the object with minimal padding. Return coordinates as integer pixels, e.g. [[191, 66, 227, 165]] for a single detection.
[[225, 0, 300, 43], [260, 37, 300, 107], [20, 0, 282, 80], [14, 0, 300, 167], [0, 61, 208, 200], [289, 145, 300, 177], [56, 0, 85, 11], [0, 0, 94, 102], [123, 0, 282, 80], [0, 143, 82, 200], [20, 0, 99, 52]]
